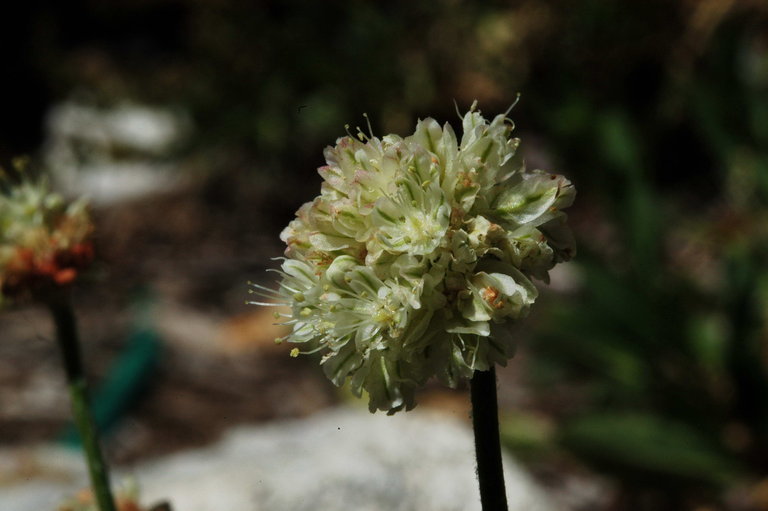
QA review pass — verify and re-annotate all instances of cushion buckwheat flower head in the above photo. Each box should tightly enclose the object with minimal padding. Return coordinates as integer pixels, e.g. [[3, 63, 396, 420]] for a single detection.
[[252, 102, 575, 413], [0, 174, 94, 304]]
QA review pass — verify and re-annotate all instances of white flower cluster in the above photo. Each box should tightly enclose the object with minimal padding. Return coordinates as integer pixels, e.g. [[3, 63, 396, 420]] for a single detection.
[[253, 103, 575, 413]]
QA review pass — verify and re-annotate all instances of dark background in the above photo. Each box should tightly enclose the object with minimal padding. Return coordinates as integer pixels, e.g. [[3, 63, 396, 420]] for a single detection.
[[1, 2, 767, 510]]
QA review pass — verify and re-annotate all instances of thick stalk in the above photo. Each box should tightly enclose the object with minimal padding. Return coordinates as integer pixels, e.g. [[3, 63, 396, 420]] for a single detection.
[[470, 367, 508, 511], [49, 299, 116, 511]]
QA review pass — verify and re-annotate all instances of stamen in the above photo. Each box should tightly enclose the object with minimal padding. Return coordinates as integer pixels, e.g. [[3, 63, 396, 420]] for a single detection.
[[363, 112, 374, 138]]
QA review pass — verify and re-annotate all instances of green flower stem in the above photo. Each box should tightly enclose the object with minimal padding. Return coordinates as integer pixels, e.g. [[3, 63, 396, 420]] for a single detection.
[[49, 299, 116, 511], [471, 367, 508, 511]]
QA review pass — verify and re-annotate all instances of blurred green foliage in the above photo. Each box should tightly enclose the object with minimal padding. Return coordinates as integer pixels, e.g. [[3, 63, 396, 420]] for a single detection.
[[517, 2, 768, 507]]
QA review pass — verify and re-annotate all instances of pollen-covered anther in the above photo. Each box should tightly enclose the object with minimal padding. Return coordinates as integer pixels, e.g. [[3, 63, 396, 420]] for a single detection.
[[309, 251, 333, 267], [373, 308, 393, 324], [317, 321, 335, 333], [450, 207, 465, 227], [481, 286, 505, 309]]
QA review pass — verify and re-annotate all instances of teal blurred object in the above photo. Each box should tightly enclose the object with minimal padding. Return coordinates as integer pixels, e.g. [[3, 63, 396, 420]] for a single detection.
[[59, 304, 162, 447]]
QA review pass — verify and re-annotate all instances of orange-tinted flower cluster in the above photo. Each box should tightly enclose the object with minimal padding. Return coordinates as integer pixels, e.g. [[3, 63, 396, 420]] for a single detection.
[[0, 178, 94, 303], [1, 240, 94, 299]]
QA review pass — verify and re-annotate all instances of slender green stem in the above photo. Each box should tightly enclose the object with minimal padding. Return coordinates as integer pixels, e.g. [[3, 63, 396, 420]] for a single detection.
[[471, 367, 508, 511], [49, 299, 117, 511]]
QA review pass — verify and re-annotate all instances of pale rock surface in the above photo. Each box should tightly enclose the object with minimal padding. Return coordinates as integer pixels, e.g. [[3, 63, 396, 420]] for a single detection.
[[0, 407, 560, 511]]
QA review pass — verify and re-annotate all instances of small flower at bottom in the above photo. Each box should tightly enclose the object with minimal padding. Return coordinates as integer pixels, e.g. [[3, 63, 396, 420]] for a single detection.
[[57, 480, 166, 511], [251, 102, 576, 413]]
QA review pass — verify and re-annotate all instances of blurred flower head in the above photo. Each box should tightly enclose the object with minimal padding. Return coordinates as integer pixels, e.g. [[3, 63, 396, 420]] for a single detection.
[[252, 102, 575, 413], [0, 167, 94, 305]]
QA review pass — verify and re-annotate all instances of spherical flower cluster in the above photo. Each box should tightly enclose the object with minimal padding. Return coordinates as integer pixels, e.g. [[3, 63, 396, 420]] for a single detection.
[[0, 177, 94, 304], [253, 103, 575, 413]]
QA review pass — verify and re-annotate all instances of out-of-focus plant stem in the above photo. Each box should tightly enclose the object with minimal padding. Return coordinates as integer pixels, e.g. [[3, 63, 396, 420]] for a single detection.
[[471, 367, 508, 511], [48, 296, 116, 511]]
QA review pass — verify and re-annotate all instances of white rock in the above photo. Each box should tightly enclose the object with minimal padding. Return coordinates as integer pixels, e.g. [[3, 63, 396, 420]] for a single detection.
[[42, 100, 190, 205], [0, 407, 560, 511]]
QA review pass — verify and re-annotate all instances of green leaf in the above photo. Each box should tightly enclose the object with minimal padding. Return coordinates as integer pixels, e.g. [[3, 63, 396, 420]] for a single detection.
[[500, 412, 556, 458], [560, 412, 739, 485], [595, 111, 660, 273], [596, 110, 643, 180]]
